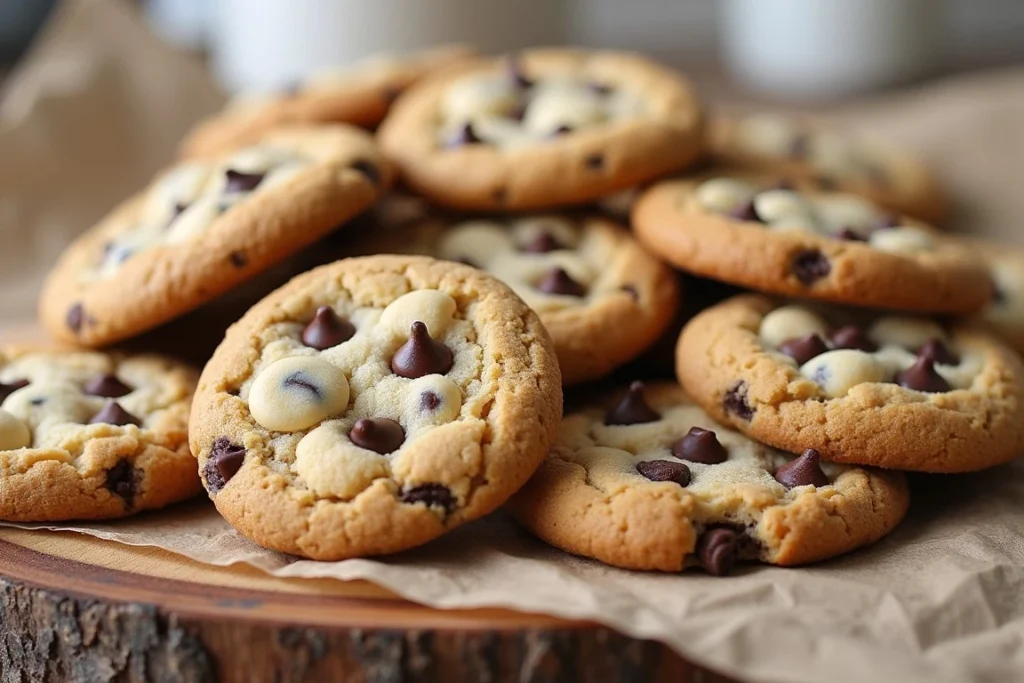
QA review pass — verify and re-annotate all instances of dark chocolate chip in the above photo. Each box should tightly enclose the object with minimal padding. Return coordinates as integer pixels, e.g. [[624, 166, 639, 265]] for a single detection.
[[918, 338, 959, 366], [83, 374, 132, 398], [89, 401, 141, 427], [29, 397, 45, 406], [104, 460, 136, 506], [400, 483, 456, 512], [536, 267, 586, 297], [521, 231, 564, 254], [620, 285, 639, 300], [420, 391, 442, 411], [605, 381, 661, 426], [774, 448, 830, 488], [391, 322, 454, 379], [224, 169, 264, 193], [67, 304, 85, 333], [0, 379, 29, 404], [229, 251, 248, 268], [506, 56, 533, 89], [696, 527, 739, 576], [636, 459, 691, 486], [301, 306, 355, 350], [836, 228, 867, 242], [778, 333, 829, 366], [788, 134, 810, 160], [204, 437, 246, 493], [350, 417, 405, 454], [828, 325, 877, 352], [171, 202, 189, 221], [724, 381, 753, 420], [350, 159, 380, 186], [671, 427, 728, 464], [584, 154, 604, 170], [896, 357, 950, 393], [792, 249, 831, 285], [727, 199, 761, 223]]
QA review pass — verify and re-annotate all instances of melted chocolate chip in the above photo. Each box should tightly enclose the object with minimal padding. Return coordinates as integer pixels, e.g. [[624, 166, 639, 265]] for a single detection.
[[67, 304, 85, 333], [792, 249, 831, 285], [204, 437, 246, 493], [104, 460, 136, 506], [828, 325, 877, 352], [836, 228, 867, 242], [896, 357, 950, 393], [778, 333, 828, 366], [350, 159, 381, 186], [671, 427, 728, 464], [605, 381, 661, 426], [83, 374, 132, 398], [537, 267, 586, 297], [301, 306, 355, 350], [774, 449, 830, 488], [727, 199, 761, 223], [391, 322, 454, 379], [224, 169, 265, 193], [584, 154, 604, 170], [0, 379, 29, 404], [401, 483, 456, 512], [636, 459, 691, 486], [696, 527, 739, 576], [89, 401, 141, 427], [420, 391, 442, 411], [349, 418, 405, 454], [918, 338, 959, 366], [724, 381, 753, 420], [521, 231, 563, 254], [506, 56, 533, 89], [229, 251, 248, 268]]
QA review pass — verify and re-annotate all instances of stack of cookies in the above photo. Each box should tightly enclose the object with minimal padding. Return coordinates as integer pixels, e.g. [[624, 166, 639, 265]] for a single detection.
[[10, 46, 1024, 578]]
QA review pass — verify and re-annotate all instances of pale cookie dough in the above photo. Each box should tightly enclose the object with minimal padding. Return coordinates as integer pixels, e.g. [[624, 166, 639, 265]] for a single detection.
[[710, 113, 949, 223], [0, 347, 200, 521], [40, 125, 392, 347], [509, 381, 909, 573], [676, 294, 1024, 472], [633, 174, 990, 314], [351, 214, 681, 385], [180, 45, 475, 158], [971, 243, 1024, 356], [377, 48, 705, 210], [189, 255, 562, 560]]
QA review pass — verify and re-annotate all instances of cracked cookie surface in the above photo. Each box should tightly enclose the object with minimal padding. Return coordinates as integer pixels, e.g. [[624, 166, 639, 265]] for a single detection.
[[0, 347, 200, 521], [509, 381, 908, 572], [189, 255, 562, 560], [676, 294, 1024, 472]]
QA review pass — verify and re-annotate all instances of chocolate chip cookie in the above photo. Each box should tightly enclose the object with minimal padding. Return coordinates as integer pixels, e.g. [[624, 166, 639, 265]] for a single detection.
[[509, 381, 908, 573], [189, 255, 562, 560], [710, 113, 949, 223], [40, 125, 391, 347], [352, 214, 681, 385], [972, 243, 1024, 355], [377, 48, 705, 210], [676, 295, 1024, 472], [632, 175, 990, 314], [0, 347, 200, 521], [181, 45, 475, 159]]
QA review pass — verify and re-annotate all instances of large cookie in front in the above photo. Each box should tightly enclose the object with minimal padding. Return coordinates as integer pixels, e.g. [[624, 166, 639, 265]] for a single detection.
[[509, 381, 908, 573], [190, 255, 562, 560], [0, 347, 200, 521], [676, 295, 1024, 472], [633, 174, 990, 314], [378, 48, 704, 210], [40, 125, 391, 347]]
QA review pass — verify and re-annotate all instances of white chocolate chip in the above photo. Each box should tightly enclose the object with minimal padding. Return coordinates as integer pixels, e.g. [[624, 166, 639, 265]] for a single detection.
[[377, 290, 457, 338], [0, 409, 30, 450], [442, 76, 520, 122], [936, 353, 984, 390], [808, 132, 858, 175], [523, 82, 606, 135], [869, 317, 947, 350], [405, 375, 462, 429], [868, 227, 934, 254], [249, 357, 350, 432], [815, 195, 881, 235], [141, 163, 210, 226], [437, 222, 514, 266], [294, 422, 388, 498], [165, 196, 221, 243], [760, 306, 829, 348], [801, 350, 888, 398], [753, 190, 815, 225], [737, 114, 802, 158], [695, 178, 756, 214]]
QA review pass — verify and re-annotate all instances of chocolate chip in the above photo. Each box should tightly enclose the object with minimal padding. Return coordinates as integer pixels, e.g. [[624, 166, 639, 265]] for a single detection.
[[224, 169, 264, 193], [918, 338, 959, 366], [401, 483, 456, 512], [727, 199, 761, 223], [0, 379, 29, 404], [301, 306, 355, 350], [391, 322, 454, 379], [229, 251, 247, 268], [204, 437, 246, 493], [67, 304, 85, 333], [536, 267, 586, 297], [605, 381, 661, 426], [350, 159, 380, 186], [506, 56, 532, 89], [521, 231, 564, 254], [788, 134, 809, 159], [83, 374, 132, 398], [350, 418, 405, 454], [171, 202, 189, 221], [587, 82, 613, 96], [724, 381, 753, 420], [828, 325, 877, 352], [636, 459, 691, 486], [550, 124, 573, 137], [778, 333, 828, 366], [29, 397, 45, 406], [696, 527, 739, 576], [620, 285, 639, 300], [836, 228, 867, 242], [89, 401, 141, 427], [671, 427, 728, 464], [104, 460, 136, 506], [420, 391, 442, 411], [792, 249, 831, 285], [896, 357, 950, 393], [774, 449, 830, 488], [584, 154, 604, 170]]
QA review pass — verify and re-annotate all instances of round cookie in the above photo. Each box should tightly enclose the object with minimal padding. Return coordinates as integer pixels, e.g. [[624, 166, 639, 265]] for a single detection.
[[632, 174, 990, 314], [971, 243, 1024, 355], [189, 255, 562, 560], [40, 125, 392, 347], [710, 113, 949, 223], [377, 48, 705, 210], [509, 381, 908, 573], [0, 347, 200, 521], [351, 214, 681, 385], [676, 294, 1024, 472], [180, 45, 475, 159]]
